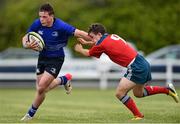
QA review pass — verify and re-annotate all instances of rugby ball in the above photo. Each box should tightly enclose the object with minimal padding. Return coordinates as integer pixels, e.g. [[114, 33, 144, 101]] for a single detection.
[[27, 32, 45, 51]]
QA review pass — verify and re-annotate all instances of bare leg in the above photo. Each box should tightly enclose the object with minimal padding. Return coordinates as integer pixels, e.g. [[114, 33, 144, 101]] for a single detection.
[[45, 74, 72, 94], [132, 84, 145, 98], [21, 71, 55, 121], [45, 78, 61, 92], [115, 77, 144, 118], [33, 71, 55, 108], [115, 77, 136, 98]]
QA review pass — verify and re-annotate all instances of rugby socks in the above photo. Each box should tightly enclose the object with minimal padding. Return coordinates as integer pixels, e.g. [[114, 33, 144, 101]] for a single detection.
[[143, 86, 169, 97], [27, 105, 38, 117], [120, 95, 143, 118], [59, 73, 72, 85]]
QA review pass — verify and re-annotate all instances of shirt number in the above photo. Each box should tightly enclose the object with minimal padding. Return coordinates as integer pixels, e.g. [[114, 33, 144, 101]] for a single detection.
[[110, 34, 127, 44]]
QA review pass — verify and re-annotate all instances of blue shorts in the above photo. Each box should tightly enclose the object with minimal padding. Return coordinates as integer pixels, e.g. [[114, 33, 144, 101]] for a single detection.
[[124, 54, 152, 84], [37, 56, 64, 78]]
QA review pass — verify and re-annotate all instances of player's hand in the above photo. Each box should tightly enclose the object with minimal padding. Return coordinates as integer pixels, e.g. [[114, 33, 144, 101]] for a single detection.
[[74, 43, 83, 52], [77, 38, 95, 46], [24, 40, 39, 51], [77, 38, 87, 44], [22, 34, 39, 51]]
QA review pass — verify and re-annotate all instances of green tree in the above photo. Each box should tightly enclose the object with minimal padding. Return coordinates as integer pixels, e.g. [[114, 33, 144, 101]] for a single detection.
[[0, 0, 179, 55]]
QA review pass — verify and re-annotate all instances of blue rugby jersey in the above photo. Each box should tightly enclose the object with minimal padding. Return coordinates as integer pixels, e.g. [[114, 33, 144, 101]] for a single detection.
[[27, 18, 76, 57]]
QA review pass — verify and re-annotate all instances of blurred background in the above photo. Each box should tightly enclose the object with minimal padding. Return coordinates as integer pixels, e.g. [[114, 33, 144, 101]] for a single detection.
[[0, 0, 180, 88]]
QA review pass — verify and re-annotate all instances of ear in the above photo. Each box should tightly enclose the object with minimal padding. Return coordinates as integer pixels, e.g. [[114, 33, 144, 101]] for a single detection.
[[98, 32, 102, 37], [51, 14, 54, 18]]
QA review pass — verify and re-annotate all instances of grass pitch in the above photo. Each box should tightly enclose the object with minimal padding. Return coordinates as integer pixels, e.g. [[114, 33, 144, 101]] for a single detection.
[[0, 88, 180, 123]]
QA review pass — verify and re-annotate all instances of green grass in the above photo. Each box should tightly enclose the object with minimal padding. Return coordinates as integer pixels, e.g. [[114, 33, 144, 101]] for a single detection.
[[0, 88, 180, 123]]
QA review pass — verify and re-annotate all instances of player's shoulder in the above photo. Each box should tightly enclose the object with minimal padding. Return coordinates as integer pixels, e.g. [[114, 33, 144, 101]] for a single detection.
[[54, 18, 63, 23], [32, 19, 41, 25], [28, 19, 41, 32], [54, 18, 66, 26], [54, 18, 73, 29]]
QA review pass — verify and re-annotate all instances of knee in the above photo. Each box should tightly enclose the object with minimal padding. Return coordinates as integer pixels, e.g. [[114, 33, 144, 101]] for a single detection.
[[115, 90, 126, 99], [133, 92, 143, 98], [37, 86, 46, 94]]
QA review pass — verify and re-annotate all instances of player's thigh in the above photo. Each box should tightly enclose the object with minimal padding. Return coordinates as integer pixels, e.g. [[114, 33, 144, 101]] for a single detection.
[[38, 71, 55, 90], [36, 74, 43, 89], [116, 77, 136, 97], [133, 84, 145, 97]]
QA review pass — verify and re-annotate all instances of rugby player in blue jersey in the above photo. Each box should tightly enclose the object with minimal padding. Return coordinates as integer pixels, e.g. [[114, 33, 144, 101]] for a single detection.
[[21, 3, 91, 121]]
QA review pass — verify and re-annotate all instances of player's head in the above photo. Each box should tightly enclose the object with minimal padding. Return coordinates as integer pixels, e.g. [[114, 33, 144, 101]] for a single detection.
[[88, 23, 107, 43], [39, 3, 54, 27]]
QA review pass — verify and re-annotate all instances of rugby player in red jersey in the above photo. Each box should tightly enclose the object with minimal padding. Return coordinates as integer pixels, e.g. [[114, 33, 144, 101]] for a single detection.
[[75, 23, 179, 120]]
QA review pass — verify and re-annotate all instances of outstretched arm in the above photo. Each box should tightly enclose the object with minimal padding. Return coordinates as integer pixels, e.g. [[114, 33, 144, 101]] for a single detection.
[[77, 38, 95, 46], [74, 43, 90, 57], [74, 29, 91, 40], [74, 29, 95, 46]]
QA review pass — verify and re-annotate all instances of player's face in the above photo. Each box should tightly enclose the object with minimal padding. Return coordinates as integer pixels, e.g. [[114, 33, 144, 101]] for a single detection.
[[89, 32, 102, 43], [39, 11, 54, 27]]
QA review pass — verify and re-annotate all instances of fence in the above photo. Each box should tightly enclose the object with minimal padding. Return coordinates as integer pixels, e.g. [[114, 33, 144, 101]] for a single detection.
[[0, 58, 180, 89]]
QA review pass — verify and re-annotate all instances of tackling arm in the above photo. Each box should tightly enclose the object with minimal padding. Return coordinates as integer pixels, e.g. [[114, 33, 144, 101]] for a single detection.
[[74, 43, 90, 57], [77, 38, 95, 46], [74, 29, 95, 46]]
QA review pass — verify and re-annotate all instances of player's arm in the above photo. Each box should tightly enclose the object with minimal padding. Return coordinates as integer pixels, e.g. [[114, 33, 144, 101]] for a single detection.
[[74, 43, 90, 57], [74, 29, 94, 46], [22, 34, 39, 50], [74, 29, 91, 40], [77, 38, 95, 46]]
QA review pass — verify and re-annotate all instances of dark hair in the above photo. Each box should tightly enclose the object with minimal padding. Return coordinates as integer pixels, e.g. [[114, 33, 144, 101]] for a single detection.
[[88, 23, 106, 35], [39, 3, 54, 15]]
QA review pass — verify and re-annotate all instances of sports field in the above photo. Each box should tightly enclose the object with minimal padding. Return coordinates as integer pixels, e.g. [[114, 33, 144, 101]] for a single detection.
[[0, 88, 180, 123]]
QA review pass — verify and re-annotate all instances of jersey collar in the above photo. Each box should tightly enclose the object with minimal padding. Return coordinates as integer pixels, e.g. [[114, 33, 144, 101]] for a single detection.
[[96, 33, 108, 45]]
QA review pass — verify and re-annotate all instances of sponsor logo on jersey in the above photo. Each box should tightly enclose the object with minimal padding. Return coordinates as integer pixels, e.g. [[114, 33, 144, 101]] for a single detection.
[[50, 68, 56, 74], [38, 30, 43, 35], [36, 68, 40, 73]]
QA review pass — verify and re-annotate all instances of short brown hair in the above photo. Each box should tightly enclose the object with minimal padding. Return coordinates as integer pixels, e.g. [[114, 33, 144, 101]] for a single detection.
[[88, 23, 106, 35], [39, 3, 54, 15]]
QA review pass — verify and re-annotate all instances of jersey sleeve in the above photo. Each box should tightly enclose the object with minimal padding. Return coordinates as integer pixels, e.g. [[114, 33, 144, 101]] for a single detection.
[[61, 21, 76, 36], [27, 19, 41, 33], [89, 45, 104, 58]]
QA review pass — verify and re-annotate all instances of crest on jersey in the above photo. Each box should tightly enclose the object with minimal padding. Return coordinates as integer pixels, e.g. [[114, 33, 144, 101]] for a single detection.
[[52, 31, 58, 37]]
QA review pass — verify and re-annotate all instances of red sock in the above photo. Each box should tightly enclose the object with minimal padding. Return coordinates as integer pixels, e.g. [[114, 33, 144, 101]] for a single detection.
[[144, 86, 169, 96], [121, 96, 143, 117]]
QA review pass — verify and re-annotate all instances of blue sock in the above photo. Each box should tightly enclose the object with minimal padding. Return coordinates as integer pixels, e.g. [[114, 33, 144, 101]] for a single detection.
[[59, 76, 68, 85], [28, 105, 38, 117]]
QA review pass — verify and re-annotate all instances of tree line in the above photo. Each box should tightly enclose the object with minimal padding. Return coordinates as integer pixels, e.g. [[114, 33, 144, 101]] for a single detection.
[[0, 0, 179, 55]]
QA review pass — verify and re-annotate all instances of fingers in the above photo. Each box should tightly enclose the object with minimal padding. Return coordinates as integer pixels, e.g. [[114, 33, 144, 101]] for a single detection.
[[26, 40, 39, 49], [30, 40, 39, 48], [77, 38, 86, 44]]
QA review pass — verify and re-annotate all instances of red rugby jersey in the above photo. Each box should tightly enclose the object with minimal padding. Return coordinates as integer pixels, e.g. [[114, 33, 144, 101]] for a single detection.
[[89, 34, 138, 67]]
